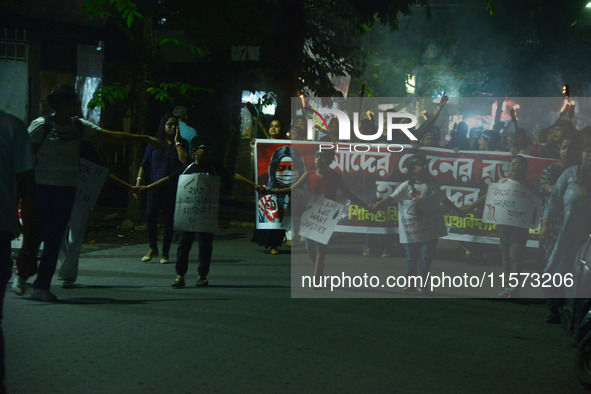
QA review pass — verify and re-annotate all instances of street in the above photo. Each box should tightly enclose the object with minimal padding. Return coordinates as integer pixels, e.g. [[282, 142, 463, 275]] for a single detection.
[[4, 227, 585, 393]]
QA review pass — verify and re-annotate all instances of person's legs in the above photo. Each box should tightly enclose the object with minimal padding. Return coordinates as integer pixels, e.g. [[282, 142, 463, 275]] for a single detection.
[[498, 225, 511, 277], [364, 234, 377, 256], [405, 243, 419, 278], [197, 232, 214, 279], [0, 233, 13, 391], [145, 189, 161, 256], [160, 188, 176, 259], [58, 204, 90, 283], [509, 227, 529, 274], [418, 239, 438, 283], [175, 231, 196, 277], [313, 244, 327, 278], [35, 185, 75, 291]]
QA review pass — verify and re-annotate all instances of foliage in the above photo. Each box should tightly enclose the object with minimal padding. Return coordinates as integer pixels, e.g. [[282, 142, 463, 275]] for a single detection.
[[146, 83, 214, 103], [84, 0, 143, 28], [87, 83, 129, 109]]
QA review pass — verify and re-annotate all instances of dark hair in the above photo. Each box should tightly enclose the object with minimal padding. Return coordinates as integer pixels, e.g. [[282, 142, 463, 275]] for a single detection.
[[172, 106, 188, 119], [405, 154, 428, 171], [405, 154, 430, 190], [315, 146, 336, 162], [510, 154, 529, 171], [156, 113, 176, 140], [270, 118, 284, 129], [580, 138, 591, 153], [268, 146, 306, 189], [46, 85, 79, 110]]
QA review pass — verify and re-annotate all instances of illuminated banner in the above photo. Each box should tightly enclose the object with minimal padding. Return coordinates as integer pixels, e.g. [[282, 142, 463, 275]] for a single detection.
[[256, 140, 554, 245], [482, 182, 542, 229]]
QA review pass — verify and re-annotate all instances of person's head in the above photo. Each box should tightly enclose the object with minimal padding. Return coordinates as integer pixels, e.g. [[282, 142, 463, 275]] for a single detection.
[[559, 137, 577, 166], [456, 121, 469, 138], [360, 118, 376, 134], [268, 146, 306, 189], [580, 126, 591, 145], [478, 130, 493, 151], [581, 139, 591, 170], [289, 126, 305, 140], [172, 106, 188, 122], [314, 147, 336, 170], [508, 155, 528, 181], [46, 85, 80, 117], [327, 118, 339, 138], [292, 116, 307, 132], [550, 120, 576, 144], [269, 119, 285, 139], [406, 154, 429, 182], [190, 137, 212, 164], [420, 133, 435, 147], [157, 113, 179, 140]]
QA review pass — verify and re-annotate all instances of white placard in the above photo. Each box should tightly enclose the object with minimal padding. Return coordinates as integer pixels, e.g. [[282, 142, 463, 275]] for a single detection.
[[482, 182, 542, 229], [398, 196, 447, 243], [173, 174, 220, 233], [297, 191, 345, 245], [75, 159, 109, 209]]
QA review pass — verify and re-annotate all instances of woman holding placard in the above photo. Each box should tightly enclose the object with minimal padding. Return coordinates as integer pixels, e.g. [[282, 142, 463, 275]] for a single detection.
[[269, 147, 366, 279], [466, 155, 534, 298], [371, 154, 462, 293]]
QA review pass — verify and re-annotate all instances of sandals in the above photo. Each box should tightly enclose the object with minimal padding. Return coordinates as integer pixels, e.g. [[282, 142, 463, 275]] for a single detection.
[[62, 281, 75, 289]]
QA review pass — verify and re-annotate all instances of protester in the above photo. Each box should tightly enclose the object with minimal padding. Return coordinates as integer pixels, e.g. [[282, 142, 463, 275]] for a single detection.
[[24, 85, 167, 301], [268, 147, 366, 278], [0, 110, 37, 390], [135, 113, 189, 264], [251, 119, 289, 254], [139, 139, 264, 287], [540, 120, 575, 159], [371, 154, 463, 293], [541, 139, 591, 322], [466, 155, 534, 297], [57, 142, 139, 288], [510, 128, 541, 156], [445, 121, 471, 151]]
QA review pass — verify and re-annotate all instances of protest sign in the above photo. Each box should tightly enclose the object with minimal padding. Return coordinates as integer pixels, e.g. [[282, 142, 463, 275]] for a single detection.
[[398, 196, 448, 243], [297, 190, 345, 245], [254, 141, 305, 230], [75, 159, 109, 210], [481, 182, 542, 229], [173, 174, 220, 233]]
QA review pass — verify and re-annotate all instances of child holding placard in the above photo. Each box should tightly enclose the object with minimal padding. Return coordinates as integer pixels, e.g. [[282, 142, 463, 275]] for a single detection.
[[371, 154, 462, 293], [140, 139, 263, 287]]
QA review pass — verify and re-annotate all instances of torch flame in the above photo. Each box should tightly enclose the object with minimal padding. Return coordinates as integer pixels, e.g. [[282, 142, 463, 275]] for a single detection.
[[560, 98, 569, 113]]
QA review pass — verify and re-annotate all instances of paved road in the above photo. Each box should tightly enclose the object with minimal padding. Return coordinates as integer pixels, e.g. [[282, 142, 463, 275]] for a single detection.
[[4, 227, 586, 393]]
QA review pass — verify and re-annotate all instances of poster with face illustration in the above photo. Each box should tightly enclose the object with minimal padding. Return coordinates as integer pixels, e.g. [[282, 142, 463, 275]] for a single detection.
[[255, 141, 308, 229]]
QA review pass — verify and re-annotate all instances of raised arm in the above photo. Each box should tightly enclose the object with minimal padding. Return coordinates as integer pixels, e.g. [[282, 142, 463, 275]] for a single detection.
[[91, 129, 168, 151]]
